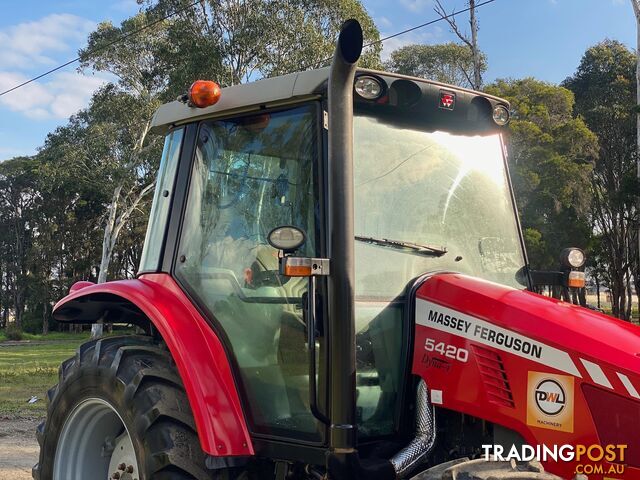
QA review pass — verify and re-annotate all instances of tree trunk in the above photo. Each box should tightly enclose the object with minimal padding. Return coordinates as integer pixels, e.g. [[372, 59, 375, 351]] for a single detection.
[[42, 303, 49, 335], [627, 271, 634, 320], [91, 182, 154, 338], [13, 287, 24, 330], [469, 0, 482, 90], [610, 274, 623, 318], [434, 0, 482, 89], [98, 185, 122, 285], [92, 185, 122, 338], [578, 287, 587, 307]]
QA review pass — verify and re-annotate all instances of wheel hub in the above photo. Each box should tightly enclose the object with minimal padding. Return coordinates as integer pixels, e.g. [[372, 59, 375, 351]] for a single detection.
[[108, 431, 138, 480]]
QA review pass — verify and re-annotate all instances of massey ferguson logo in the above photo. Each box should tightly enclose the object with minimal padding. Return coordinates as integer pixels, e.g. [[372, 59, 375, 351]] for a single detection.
[[440, 91, 455, 110], [534, 379, 566, 416]]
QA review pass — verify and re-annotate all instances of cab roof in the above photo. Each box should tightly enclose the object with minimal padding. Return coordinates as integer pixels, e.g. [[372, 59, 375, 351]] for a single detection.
[[149, 67, 509, 135]]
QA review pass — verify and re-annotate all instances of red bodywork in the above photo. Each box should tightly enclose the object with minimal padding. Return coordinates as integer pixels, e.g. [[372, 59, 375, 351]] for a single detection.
[[413, 273, 640, 479], [53, 273, 253, 457]]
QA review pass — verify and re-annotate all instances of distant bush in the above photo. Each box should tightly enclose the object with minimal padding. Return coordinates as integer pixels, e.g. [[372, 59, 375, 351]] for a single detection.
[[22, 310, 43, 334], [5, 325, 23, 341]]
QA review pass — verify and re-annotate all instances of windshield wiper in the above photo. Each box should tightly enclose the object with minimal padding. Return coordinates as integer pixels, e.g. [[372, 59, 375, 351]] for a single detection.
[[355, 235, 447, 258]]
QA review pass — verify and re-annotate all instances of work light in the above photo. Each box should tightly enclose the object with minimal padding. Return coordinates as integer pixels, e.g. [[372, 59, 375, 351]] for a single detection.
[[492, 105, 510, 126], [355, 76, 383, 100], [560, 248, 586, 268]]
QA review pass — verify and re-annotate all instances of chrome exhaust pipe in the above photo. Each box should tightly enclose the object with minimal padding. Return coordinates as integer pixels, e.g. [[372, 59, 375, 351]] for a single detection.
[[391, 380, 437, 478]]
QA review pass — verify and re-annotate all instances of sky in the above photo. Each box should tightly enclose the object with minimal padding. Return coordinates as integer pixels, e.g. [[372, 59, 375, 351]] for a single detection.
[[0, 0, 635, 159]]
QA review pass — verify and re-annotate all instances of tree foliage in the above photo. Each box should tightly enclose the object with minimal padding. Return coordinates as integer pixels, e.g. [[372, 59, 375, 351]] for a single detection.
[[433, 0, 483, 89], [0, 0, 380, 334], [563, 40, 637, 319], [486, 78, 598, 270], [136, 0, 381, 94], [384, 42, 487, 88]]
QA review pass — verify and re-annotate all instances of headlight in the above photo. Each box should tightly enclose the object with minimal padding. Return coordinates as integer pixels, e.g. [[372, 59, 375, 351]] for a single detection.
[[355, 76, 383, 100], [560, 248, 586, 268]]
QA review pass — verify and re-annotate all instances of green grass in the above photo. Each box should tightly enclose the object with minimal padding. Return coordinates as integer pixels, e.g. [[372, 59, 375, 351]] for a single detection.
[[0, 337, 87, 417], [0, 331, 90, 342]]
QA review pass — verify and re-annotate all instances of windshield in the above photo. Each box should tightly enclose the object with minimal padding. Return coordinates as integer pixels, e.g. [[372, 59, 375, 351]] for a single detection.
[[354, 113, 526, 298], [351, 112, 526, 438]]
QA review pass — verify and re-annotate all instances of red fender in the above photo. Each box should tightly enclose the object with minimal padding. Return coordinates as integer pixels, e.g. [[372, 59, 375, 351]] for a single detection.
[[53, 273, 254, 457]]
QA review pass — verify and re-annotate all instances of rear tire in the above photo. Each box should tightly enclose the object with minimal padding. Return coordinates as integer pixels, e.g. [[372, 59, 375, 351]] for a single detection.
[[33, 335, 214, 480]]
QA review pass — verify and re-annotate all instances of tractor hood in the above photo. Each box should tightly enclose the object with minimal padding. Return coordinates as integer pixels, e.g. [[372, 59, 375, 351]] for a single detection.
[[412, 273, 640, 479], [414, 272, 640, 382]]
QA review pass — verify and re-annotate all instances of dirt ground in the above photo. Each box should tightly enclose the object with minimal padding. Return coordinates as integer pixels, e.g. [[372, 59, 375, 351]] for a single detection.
[[0, 417, 39, 480]]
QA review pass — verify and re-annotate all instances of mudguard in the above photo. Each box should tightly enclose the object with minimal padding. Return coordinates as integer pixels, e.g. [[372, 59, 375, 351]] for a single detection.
[[53, 273, 253, 457], [412, 273, 640, 480]]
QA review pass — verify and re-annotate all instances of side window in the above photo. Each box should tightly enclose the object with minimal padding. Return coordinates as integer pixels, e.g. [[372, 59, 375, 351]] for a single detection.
[[175, 106, 321, 440], [139, 128, 184, 272]]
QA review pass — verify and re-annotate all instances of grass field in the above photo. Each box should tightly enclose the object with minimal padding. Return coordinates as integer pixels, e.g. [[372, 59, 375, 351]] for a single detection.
[[0, 331, 88, 342], [0, 334, 89, 417]]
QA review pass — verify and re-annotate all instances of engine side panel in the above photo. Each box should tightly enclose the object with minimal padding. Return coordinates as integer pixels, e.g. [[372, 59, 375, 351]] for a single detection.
[[412, 273, 640, 480], [53, 273, 253, 457]]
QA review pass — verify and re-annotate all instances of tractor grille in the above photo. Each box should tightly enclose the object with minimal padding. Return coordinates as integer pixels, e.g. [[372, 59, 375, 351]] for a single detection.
[[473, 345, 515, 408]]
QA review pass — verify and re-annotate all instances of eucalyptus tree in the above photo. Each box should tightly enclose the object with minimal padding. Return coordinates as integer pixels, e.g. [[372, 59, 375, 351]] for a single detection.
[[485, 78, 598, 271], [384, 42, 487, 89], [433, 0, 483, 90], [141, 0, 382, 91], [564, 40, 637, 319], [0, 157, 40, 330], [77, 0, 381, 336]]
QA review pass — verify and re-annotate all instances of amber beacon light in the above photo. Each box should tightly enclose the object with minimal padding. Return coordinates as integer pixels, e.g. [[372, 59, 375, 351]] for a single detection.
[[188, 80, 221, 108]]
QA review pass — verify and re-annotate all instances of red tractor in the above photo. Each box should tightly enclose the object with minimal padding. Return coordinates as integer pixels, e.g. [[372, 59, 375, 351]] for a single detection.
[[33, 20, 639, 480]]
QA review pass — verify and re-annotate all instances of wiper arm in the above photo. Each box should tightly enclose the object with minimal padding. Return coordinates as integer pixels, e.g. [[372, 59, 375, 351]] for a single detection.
[[355, 235, 447, 257]]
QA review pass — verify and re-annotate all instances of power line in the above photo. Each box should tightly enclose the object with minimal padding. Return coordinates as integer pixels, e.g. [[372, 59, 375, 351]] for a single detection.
[[2, 0, 498, 154], [309, 0, 496, 69], [1, 0, 497, 98], [371, 0, 496, 49], [0, 0, 203, 98]]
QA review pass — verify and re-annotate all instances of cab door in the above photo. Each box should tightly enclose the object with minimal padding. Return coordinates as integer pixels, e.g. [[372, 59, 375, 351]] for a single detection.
[[173, 104, 327, 443]]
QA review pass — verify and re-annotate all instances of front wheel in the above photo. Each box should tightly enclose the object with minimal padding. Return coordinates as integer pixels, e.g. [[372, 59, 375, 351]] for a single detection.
[[33, 335, 214, 480]]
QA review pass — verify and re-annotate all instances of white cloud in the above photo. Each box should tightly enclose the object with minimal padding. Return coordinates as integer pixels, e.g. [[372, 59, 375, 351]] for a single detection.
[[0, 71, 109, 120], [0, 14, 95, 69], [399, 0, 433, 13], [376, 16, 393, 29], [380, 28, 442, 62]]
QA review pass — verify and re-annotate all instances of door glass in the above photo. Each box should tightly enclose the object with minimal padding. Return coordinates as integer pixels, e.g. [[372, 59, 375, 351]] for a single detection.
[[140, 128, 184, 272], [175, 106, 321, 440]]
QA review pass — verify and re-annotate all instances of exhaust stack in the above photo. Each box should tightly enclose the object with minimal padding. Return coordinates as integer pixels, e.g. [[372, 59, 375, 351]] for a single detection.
[[327, 18, 362, 454], [390, 380, 437, 478], [325, 20, 436, 480]]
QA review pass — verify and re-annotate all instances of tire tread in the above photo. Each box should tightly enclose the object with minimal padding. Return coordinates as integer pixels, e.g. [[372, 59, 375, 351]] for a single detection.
[[33, 335, 213, 480]]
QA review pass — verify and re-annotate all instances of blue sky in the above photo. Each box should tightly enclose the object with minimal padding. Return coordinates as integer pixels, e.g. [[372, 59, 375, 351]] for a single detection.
[[0, 0, 635, 159]]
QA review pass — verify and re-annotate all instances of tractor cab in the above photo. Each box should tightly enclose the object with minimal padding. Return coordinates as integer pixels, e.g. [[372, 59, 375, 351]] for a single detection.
[[141, 30, 523, 454]]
